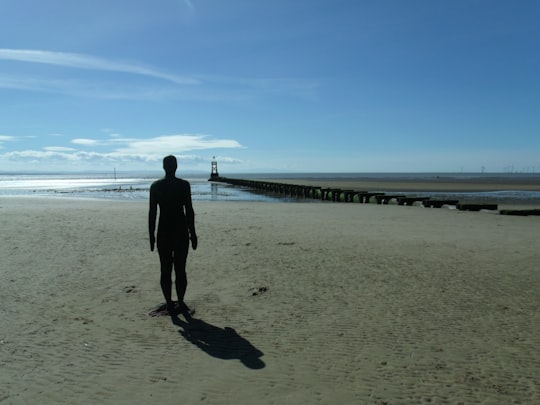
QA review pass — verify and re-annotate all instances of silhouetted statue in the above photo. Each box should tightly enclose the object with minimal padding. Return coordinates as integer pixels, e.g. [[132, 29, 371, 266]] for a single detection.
[[149, 155, 198, 315]]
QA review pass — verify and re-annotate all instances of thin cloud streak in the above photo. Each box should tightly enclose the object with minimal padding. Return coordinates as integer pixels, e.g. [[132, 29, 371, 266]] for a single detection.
[[44, 146, 77, 152], [0, 75, 185, 100], [0, 73, 267, 102], [1, 57, 319, 101], [0, 49, 199, 85]]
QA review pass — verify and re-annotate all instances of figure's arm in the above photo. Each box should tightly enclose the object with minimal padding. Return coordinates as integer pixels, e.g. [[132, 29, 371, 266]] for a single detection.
[[185, 183, 197, 250], [149, 186, 157, 252]]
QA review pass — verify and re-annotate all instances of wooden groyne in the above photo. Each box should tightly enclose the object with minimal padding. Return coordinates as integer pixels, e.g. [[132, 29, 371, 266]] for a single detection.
[[206, 176, 540, 214]]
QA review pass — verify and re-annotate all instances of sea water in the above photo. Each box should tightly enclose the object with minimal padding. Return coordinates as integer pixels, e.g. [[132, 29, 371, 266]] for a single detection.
[[1, 172, 539, 204], [0, 172, 298, 202]]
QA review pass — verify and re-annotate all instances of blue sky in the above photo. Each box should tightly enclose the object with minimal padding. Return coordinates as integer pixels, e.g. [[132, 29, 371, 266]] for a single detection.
[[0, 0, 538, 173]]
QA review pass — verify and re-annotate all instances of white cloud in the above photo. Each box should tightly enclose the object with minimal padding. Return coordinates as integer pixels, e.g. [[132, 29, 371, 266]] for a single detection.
[[0, 49, 199, 85], [70, 134, 244, 154], [0, 135, 15, 150], [2, 149, 157, 163], [0, 134, 244, 170], [3, 150, 85, 161], [71, 138, 100, 146], [0, 149, 234, 172], [116, 135, 244, 156]]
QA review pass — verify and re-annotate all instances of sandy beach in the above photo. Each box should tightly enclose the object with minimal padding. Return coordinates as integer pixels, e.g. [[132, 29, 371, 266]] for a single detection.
[[1, 196, 539, 404]]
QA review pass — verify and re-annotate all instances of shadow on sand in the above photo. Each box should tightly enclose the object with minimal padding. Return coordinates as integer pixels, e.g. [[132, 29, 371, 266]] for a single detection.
[[171, 312, 266, 369]]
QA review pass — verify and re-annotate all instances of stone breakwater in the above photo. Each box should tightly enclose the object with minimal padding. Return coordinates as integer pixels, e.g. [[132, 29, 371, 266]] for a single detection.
[[210, 176, 540, 216]]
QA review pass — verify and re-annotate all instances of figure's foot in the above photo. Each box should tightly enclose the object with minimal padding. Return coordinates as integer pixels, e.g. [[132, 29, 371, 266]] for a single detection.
[[178, 302, 195, 315], [166, 302, 177, 316]]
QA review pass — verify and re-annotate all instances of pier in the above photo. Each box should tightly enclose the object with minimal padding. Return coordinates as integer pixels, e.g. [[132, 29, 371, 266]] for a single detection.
[[206, 160, 540, 215], [210, 176, 540, 215], [208, 176, 510, 212]]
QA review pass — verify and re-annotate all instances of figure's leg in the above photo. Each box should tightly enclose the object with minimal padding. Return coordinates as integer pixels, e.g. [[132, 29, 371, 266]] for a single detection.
[[173, 239, 190, 306], [158, 246, 175, 312]]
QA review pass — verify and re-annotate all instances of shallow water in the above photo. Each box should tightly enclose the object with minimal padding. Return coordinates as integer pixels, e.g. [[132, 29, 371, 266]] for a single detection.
[[0, 173, 297, 202], [1, 172, 539, 204]]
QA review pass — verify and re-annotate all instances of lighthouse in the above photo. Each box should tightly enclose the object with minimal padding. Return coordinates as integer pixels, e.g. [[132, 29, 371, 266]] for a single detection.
[[209, 156, 220, 180]]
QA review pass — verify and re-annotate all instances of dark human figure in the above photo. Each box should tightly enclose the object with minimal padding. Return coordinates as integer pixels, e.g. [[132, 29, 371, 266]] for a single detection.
[[149, 155, 198, 315]]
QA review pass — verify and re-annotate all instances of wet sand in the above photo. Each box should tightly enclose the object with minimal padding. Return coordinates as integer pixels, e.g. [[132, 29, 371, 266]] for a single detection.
[[1, 197, 539, 404]]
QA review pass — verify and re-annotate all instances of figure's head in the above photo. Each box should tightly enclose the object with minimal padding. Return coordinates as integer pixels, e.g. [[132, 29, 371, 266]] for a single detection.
[[163, 155, 177, 176]]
